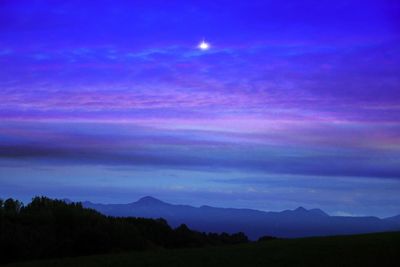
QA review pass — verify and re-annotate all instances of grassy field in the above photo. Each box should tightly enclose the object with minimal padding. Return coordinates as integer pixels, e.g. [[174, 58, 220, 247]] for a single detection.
[[5, 232, 400, 267]]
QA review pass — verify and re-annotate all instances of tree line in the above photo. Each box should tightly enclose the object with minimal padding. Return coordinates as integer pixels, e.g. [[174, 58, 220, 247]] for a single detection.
[[0, 197, 248, 264]]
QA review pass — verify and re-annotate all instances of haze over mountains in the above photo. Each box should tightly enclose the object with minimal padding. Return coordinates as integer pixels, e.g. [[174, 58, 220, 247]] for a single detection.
[[82, 196, 400, 240]]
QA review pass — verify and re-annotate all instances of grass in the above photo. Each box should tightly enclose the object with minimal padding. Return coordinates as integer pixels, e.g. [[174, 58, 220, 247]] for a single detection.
[[5, 232, 400, 267]]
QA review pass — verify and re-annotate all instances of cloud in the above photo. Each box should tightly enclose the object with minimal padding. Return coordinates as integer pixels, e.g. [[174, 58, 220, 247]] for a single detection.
[[0, 121, 399, 179]]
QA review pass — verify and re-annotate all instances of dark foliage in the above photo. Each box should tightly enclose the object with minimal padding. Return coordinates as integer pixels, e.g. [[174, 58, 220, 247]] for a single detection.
[[0, 197, 248, 264]]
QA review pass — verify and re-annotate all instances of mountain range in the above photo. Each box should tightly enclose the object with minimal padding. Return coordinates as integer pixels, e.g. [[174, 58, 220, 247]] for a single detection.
[[82, 196, 400, 240]]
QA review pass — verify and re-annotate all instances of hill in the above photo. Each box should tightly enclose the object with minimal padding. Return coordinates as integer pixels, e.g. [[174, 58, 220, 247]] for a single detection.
[[83, 196, 400, 239], [6, 231, 400, 267]]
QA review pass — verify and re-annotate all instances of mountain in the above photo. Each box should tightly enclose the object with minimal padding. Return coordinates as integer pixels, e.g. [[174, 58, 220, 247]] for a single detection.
[[385, 214, 400, 223], [83, 196, 400, 240]]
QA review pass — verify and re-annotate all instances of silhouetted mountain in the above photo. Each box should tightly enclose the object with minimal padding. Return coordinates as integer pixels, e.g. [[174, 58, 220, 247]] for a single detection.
[[136, 196, 168, 206], [385, 214, 400, 223], [308, 208, 329, 217], [83, 197, 400, 239]]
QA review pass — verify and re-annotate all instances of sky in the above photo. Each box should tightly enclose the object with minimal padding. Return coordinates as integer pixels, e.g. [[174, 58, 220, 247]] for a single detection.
[[1, 0, 400, 217]]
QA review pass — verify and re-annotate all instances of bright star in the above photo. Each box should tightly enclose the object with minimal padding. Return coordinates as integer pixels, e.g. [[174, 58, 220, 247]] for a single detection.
[[198, 40, 210, 50]]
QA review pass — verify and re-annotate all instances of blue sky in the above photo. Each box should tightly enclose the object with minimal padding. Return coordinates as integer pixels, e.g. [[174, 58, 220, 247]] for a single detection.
[[0, 0, 400, 217]]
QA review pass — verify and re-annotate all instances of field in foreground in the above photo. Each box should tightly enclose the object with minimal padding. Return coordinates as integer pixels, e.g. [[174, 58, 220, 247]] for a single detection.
[[6, 232, 400, 267]]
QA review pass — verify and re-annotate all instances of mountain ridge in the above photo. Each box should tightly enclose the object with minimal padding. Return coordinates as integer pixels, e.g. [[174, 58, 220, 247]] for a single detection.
[[84, 197, 330, 216], [82, 196, 400, 239]]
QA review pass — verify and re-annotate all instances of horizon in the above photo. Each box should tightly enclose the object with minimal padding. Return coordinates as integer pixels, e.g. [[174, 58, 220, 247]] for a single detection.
[[6, 195, 399, 219], [1, 1, 400, 218]]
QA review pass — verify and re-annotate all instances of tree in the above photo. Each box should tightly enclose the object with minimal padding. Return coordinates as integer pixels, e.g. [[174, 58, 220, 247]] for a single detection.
[[0, 196, 249, 264], [0, 198, 4, 215], [3, 198, 23, 215]]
